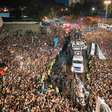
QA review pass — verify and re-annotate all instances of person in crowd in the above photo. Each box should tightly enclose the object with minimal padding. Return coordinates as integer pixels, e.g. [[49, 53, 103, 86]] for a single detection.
[[62, 32, 71, 53], [53, 35, 59, 48], [0, 62, 8, 96], [0, 62, 8, 77], [74, 29, 82, 40]]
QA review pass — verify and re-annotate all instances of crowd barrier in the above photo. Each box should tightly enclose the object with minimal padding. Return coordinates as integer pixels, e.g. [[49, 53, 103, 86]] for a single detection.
[[82, 26, 98, 32], [83, 23, 112, 32], [98, 23, 112, 31]]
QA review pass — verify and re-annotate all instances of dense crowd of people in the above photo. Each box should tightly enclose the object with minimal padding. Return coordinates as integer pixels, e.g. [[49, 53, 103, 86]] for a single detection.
[[0, 24, 112, 112], [84, 29, 112, 111], [84, 29, 112, 59], [88, 57, 112, 110], [0, 30, 80, 112]]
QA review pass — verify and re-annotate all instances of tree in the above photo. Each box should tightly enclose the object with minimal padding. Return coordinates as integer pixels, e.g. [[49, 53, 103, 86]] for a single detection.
[[71, 2, 82, 16]]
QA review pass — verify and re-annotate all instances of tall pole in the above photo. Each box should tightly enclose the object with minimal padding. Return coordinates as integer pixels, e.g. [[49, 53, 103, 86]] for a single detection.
[[105, 4, 108, 18], [104, 0, 111, 19], [91, 7, 95, 16]]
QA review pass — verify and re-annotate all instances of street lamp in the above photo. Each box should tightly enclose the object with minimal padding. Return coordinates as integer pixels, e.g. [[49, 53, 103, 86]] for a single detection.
[[20, 6, 26, 18], [91, 7, 96, 16], [104, 0, 111, 18], [92, 7, 95, 12]]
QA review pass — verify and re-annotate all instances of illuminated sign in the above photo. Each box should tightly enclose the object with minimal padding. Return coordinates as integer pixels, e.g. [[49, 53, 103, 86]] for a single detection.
[[0, 13, 10, 17]]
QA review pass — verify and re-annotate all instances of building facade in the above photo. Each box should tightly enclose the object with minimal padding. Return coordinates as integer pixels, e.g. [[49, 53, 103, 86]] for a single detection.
[[54, 0, 68, 6], [69, 0, 80, 6], [55, 0, 85, 6]]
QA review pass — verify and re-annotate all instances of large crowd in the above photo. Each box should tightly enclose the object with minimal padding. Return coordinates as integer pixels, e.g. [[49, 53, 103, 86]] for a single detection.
[[84, 28, 112, 111], [0, 30, 80, 112], [84, 29, 112, 59], [88, 57, 112, 110], [0, 23, 112, 112]]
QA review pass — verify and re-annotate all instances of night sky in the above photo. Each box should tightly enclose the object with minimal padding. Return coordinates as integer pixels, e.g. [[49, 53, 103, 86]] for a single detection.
[[0, 0, 54, 6], [0, 0, 104, 16], [0, 0, 102, 5]]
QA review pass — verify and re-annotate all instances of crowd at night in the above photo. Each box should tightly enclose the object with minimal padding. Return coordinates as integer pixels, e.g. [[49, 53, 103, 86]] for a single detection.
[[0, 0, 112, 112]]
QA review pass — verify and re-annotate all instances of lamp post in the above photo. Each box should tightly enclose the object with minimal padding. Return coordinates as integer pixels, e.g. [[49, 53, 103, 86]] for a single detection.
[[104, 0, 111, 19], [91, 7, 96, 16], [20, 6, 26, 18]]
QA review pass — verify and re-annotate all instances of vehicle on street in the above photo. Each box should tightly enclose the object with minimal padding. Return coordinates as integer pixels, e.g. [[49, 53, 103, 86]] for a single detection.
[[71, 40, 87, 51], [71, 52, 84, 73]]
